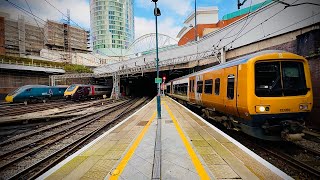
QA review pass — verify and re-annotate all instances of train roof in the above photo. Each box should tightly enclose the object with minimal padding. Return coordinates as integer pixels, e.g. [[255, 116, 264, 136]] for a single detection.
[[18, 85, 68, 89], [171, 50, 288, 81], [20, 85, 49, 88]]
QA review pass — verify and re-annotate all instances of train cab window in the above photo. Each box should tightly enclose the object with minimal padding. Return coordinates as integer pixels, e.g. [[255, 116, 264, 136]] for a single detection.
[[26, 88, 31, 92], [204, 79, 213, 94], [215, 78, 220, 95], [255, 61, 307, 97], [197, 81, 203, 93], [66, 84, 76, 92], [227, 75, 235, 99]]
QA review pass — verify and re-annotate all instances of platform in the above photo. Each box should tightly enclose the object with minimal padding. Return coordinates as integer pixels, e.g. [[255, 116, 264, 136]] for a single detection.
[[39, 96, 291, 180]]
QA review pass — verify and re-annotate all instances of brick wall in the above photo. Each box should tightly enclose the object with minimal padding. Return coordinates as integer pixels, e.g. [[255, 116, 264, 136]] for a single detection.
[[225, 28, 320, 129], [0, 69, 49, 101], [307, 56, 320, 128], [0, 17, 5, 55], [250, 30, 320, 129]]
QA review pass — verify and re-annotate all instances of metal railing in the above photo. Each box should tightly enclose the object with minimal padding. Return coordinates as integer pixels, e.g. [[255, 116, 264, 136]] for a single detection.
[[1, 59, 64, 69]]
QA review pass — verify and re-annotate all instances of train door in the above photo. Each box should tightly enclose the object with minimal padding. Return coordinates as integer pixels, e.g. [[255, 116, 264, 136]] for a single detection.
[[195, 75, 203, 105], [189, 76, 196, 103], [223, 66, 239, 117]]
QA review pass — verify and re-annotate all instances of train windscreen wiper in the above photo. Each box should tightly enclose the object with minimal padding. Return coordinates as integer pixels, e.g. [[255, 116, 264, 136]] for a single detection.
[[268, 76, 281, 92]]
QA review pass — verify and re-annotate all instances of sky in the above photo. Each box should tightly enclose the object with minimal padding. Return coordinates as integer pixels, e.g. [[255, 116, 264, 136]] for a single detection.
[[0, 0, 266, 41]]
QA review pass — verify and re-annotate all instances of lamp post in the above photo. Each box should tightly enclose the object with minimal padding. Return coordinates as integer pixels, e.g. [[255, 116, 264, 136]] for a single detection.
[[194, 0, 197, 41], [152, 0, 161, 119]]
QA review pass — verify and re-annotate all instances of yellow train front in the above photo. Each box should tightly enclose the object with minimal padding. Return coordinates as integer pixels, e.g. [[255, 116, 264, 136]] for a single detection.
[[167, 50, 313, 141]]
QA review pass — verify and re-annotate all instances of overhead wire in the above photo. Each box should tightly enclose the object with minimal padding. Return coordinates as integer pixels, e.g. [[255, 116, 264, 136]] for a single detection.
[[222, 0, 317, 48], [213, 0, 270, 49]]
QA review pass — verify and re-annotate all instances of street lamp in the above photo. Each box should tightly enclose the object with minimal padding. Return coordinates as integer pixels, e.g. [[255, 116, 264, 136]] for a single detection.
[[152, 0, 161, 119], [194, 0, 197, 41]]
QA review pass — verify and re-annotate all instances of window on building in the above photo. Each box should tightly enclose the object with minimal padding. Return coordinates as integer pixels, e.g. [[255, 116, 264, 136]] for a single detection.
[[215, 78, 220, 95], [204, 79, 213, 94], [227, 75, 235, 99], [197, 81, 203, 93]]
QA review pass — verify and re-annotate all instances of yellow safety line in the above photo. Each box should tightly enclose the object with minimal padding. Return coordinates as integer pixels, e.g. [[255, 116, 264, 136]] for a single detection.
[[164, 101, 210, 180], [109, 111, 157, 180]]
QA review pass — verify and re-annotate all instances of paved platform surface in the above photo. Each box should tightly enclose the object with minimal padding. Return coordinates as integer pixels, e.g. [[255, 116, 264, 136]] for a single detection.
[[39, 96, 291, 180]]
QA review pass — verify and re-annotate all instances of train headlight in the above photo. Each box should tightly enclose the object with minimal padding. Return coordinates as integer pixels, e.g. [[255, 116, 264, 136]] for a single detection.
[[255, 105, 270, 113], [299, 104, 308, 111]]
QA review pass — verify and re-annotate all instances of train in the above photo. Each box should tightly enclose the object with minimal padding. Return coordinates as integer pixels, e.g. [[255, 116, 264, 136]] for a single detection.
[[166, 50, 313, 141], [64, 84, 112, 100], [5, 85, 67, 103]]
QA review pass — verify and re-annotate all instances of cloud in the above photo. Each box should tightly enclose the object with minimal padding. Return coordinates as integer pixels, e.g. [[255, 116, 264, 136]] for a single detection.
[[135, 16, 181, 40], [0, 0, 90, 30], [137, 0, 193, 16]]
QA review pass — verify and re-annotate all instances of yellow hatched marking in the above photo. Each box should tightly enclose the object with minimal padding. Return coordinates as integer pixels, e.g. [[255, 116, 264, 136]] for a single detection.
[[164, 102, 210, 180], [109, 112, 156, 180]]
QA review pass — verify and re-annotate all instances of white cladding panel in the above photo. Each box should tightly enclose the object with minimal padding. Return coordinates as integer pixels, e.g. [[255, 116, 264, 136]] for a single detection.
[[172, 78, 189, 85], [94, 0, 320, 74]]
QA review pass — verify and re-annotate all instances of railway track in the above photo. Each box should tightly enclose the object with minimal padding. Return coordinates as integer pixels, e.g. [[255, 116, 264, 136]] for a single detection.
[[256, 142, 320, 179], [0, 100, 72, 117], [0, 97, 149, 179], [218, 128, 320, 179], [0, 98, 116, 117]]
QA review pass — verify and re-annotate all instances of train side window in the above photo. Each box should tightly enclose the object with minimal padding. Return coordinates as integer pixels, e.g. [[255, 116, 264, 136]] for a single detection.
[[204, 79, 213, 94], [197, 81, 203, 93], [227, 75, 235, 99], [215, 78, 220, 95]]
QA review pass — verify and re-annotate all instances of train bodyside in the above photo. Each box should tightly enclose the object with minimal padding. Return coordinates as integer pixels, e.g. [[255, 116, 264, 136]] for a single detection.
[[167, 51, 313, 141], [64, 84, 111, 100], [91, 85, 112, 97], [5, 85, 67, 103]]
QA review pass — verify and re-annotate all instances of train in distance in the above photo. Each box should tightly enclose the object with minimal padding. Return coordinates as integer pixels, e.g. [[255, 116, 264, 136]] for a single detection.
[[64, 84, 112, 101], [5, 85, 67, 104], [166, 50, 313, 141]]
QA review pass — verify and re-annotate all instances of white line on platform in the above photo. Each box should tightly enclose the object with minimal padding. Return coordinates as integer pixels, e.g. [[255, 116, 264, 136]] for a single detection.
[[37, 98, 154, 180], [169, 97, 293, 180]]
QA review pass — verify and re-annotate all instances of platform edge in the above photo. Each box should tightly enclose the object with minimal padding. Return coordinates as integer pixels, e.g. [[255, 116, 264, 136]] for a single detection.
[[37, 98, 155, 180], [168, 96, 293, 180]]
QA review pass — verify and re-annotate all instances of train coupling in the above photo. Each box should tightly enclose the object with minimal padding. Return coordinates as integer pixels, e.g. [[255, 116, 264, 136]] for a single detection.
[[280, 120, 305, 141]]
